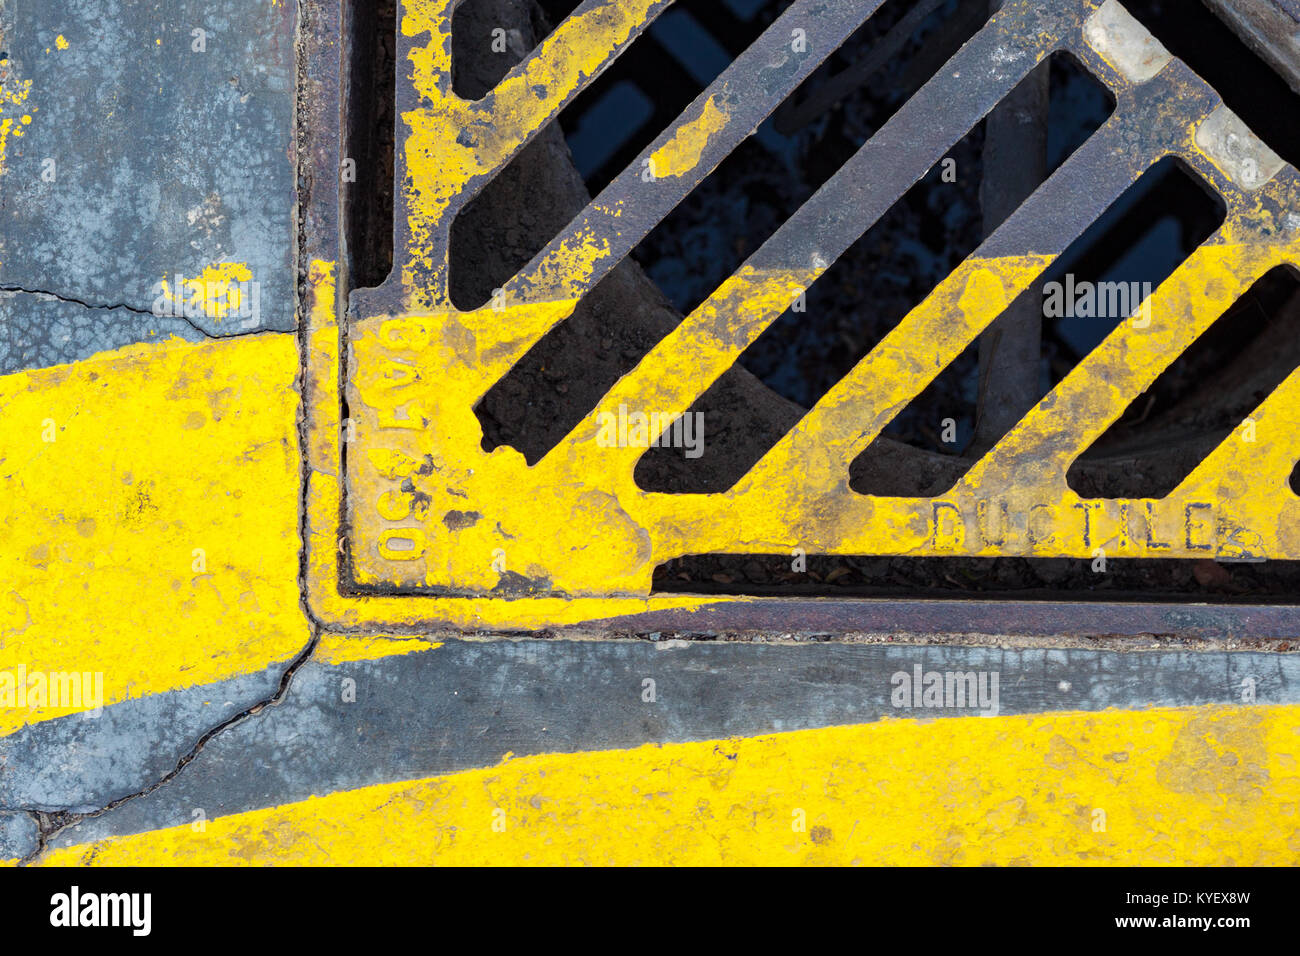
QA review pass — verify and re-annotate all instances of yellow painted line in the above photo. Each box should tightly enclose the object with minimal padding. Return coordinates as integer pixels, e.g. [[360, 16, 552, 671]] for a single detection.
[[0, 335, 309, 733], [314, 632, 441, 665], [39, 704, 1300, 866]]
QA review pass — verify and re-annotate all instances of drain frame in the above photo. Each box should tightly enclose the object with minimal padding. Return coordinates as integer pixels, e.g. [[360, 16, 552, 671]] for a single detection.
[[300, 0, 1300, 637]]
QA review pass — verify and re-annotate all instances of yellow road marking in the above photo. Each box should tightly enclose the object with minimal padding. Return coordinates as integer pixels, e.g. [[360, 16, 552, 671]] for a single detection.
[[0, 335, 309, 733], [38, 704, 1300, 866], [314, 633, 441, 665]]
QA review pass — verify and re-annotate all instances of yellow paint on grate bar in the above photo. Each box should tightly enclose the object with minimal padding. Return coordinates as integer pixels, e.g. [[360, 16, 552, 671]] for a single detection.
[[398, 0, 672, 309], [300, 0, 1300, 629]]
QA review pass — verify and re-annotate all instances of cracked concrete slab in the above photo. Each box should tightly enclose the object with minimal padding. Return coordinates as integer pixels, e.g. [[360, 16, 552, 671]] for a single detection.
[[0, 810, 38, 860], [0, 0, 296, 343], [42, 639, 1300, 850], [0, 289, 205, 374], [4, 0, 1300, 869], [0, 656, 294, 813]]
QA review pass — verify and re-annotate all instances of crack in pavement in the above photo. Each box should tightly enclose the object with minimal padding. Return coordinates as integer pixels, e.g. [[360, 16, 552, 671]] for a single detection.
[[19, 628, 321, 866], [0, 284, 283, 341], [4, 0, 315, 866], [0, 284, 156, 317]]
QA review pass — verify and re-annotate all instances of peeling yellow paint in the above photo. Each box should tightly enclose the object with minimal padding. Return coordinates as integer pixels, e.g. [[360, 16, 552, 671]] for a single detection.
[[649, 94, 729, 179], [38, 704, 1300, 866], [157, 262, 256, 325], [0, 336, 309, 733], [0, 60, 33, 177], [397, 0, 667, 308], [55, 35, 70, 51], [315, 633, 442, 665]]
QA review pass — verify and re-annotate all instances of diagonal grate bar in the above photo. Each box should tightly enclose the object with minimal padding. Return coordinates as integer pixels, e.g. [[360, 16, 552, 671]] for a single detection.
[[302, 0, 1300, 630]]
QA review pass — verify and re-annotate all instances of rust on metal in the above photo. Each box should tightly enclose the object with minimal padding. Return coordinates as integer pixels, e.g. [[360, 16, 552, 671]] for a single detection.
[[300, 0, 1300, 632]]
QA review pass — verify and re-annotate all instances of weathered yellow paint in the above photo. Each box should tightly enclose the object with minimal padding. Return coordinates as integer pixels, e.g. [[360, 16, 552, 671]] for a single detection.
[[157, 262, 256, 324], [648, 93, 728, 179], [314, 632, 441, 665], [519, 229, 610, 302], [340, 254, 1055, 597], [0, 335, 309, 732], [303, 257, 711, 627], [38, 704, 1300, 865], [298, 1, 1300, 629], [317, 235, 1300, 622], [397, 0, 669, 308], [0, 56, 33, 177], [55, 35, 70, 51]]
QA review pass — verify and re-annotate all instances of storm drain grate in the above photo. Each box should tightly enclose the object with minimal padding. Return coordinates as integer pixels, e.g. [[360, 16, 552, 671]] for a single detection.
[[301, 0, 1300, 634]]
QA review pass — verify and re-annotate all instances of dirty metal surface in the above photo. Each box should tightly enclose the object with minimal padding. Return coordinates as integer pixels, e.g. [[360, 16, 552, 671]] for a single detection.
[[1204, 0, 1300, 95], [304, 0, 1300, 632], [1, 0, 1298, 870]]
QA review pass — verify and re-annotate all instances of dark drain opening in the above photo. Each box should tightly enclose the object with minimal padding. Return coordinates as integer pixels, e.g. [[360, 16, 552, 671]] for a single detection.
[[1068, 265, 1300, 500], [343, 0, 398, 291], [652, 553, 1300, 601], [473, 0, 989, 468], [852, 156, 1227, 497]]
